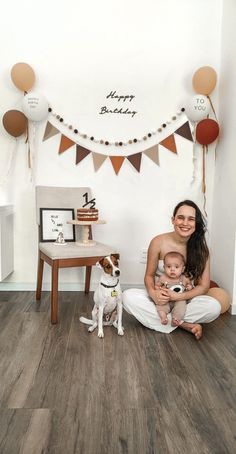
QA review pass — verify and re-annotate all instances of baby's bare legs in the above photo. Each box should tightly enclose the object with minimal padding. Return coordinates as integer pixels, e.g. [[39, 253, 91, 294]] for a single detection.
[[157, 310, 168, 325], [171, 300, 187, 327], [156, 302, 170, 325], [172, 318, 181, 327]]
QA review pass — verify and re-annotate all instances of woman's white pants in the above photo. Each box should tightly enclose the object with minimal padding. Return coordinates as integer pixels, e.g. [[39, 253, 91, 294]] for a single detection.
[[122, 288, 221, 333]]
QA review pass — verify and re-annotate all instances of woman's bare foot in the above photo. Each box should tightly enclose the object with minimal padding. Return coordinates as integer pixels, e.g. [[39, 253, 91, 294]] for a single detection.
[[180, 321, 203, 340], [158, 310, 168, 325]]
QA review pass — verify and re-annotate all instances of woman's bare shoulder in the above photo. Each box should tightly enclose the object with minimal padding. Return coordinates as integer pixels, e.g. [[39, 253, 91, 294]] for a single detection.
[[148, 232, 173, 259], [150, 232, 173, 247]]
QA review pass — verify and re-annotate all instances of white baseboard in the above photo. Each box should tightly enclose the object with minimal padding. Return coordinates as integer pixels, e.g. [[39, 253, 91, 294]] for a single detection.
[[0, 282, 142, 292], [0, 282, 83, 291], [0, 283, 235, 316]]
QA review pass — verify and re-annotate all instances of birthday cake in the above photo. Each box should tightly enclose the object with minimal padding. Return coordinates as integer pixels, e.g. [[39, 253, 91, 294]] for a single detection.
[[77, 208, 99, 222]]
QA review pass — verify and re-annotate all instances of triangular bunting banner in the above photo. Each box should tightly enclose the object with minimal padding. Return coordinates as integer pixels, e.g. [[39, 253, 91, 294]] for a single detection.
[[143, 145, 159, 165], [76, 144, 91, 164], [59, 135, 75, 154], [92, 152, 107, 171], [42, 117, 194, 173], [127, 152, 142, 172], [174, 121, 194, 142], [109, 156, 125, 175], [159, 134, 177, 153], [43, 122, 60, 141]]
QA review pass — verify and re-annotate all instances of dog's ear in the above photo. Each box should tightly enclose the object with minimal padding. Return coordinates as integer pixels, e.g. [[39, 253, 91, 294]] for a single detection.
[[96, 258, 104, 269], [111, 253, 119, 261]]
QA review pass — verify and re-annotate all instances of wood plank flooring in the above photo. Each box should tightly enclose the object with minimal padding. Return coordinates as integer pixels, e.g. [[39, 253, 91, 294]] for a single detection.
[[0, 290, 235, 454]]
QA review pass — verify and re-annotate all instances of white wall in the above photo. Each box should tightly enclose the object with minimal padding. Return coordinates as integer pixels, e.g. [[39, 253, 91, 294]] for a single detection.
[[0, 0, 226, 291], [211, 0, 236, 312]]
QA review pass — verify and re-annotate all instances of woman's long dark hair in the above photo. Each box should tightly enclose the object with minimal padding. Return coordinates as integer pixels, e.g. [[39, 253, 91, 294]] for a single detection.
[[173, 200, 209, 282]]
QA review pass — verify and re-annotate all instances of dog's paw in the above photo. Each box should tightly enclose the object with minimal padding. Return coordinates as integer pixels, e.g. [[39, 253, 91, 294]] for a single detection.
[[98, 331, 104, 338], [118, 328, 124, 336], [88, 326, 94, 332]]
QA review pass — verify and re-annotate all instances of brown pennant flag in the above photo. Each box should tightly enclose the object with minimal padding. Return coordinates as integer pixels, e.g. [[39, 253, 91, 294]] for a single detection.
[[143, 145, 159, 165], [174, 121, 193, 142], [92, 152, 107, 171], [76, 144, 91, 164], [109, 156, 125, 175], [43, 122, 60, 141], [159, 134, 177, 153], [127, 152, 142, 172], [59, 135, 75, 154]]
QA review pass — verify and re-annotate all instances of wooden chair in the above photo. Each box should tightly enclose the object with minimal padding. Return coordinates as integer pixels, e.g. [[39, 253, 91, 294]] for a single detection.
[[35, 186, 118, 324]]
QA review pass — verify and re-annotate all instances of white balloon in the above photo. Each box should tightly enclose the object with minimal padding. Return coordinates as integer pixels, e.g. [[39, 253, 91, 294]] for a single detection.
[[22, 91, 49, 121], [185, 94, 210, 122]]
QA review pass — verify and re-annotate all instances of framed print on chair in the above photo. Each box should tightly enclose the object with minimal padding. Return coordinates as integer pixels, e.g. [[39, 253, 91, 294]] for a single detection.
[[39, 208, 75, 242]]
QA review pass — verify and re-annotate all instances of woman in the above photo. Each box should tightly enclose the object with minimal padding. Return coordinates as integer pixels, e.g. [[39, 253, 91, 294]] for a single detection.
[[123, 200, 229, 340]]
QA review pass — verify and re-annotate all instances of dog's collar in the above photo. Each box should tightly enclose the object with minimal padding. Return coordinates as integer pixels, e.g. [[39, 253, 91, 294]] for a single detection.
[[100, 279, 119, 289]]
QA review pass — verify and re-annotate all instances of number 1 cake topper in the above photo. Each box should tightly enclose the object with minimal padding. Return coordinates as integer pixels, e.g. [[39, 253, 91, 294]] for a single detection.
[[82, 192, 96, 208]]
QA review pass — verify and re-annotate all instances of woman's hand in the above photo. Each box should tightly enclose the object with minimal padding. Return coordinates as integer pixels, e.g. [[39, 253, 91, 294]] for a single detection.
[[150, 287, 169, 306], [164, 289, 182, 302]]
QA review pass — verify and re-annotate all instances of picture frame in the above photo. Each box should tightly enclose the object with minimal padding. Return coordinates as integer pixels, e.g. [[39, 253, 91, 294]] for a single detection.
[[39, 208, 75, 242]]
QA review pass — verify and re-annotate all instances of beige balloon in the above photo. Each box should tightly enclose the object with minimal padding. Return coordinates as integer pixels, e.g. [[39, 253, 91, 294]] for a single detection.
[[192, 66, 217, 95], [11, 62, 35, 92], [207, 287, 231, 314]]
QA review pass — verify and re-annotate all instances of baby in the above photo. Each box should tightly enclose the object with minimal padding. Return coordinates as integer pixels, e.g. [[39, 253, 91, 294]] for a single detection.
[[155, 251, 193, 327]]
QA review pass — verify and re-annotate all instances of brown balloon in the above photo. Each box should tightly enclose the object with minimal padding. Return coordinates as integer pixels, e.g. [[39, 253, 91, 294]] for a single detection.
[[2, 110, 28, 137], [196, 119, 219, 145], [11, 62, 35, 92]]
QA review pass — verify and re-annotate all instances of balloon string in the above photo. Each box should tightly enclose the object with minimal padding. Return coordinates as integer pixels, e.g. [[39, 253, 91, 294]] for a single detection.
[[191, 123, 197, 184], [25, 122, 31, 169], [25, 121, 28, 144], [192, 122, 196, 141], [203, 194, 207, 217], [214, 141, 218, 162], [29, 121, 36, 183], [206, 100, 218, 162], [28, 147, 31, 169], [202, 145, 207, 217], [207, 95, 218, 121], [202, 145, 206, 193]]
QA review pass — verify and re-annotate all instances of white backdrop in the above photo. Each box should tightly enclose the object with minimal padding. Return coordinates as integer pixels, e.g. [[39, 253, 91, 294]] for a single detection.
[[0, 0, 224, 289]]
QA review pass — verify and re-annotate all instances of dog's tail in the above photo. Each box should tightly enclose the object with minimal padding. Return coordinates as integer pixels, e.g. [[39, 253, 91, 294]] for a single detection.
[[79, 316, 93, 325]]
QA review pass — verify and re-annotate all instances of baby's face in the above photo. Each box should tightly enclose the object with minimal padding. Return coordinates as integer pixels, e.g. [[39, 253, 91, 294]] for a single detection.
[[164, 258, 184, 279]]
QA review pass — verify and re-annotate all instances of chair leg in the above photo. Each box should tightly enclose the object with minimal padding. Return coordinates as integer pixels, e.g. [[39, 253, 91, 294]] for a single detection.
[[36, 253, 44, 300], [51, 260, 59, 324], [85, 266, 92, 293]]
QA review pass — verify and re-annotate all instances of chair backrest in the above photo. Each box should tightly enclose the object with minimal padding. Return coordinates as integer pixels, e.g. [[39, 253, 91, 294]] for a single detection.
[[35, 186, 92, 225]]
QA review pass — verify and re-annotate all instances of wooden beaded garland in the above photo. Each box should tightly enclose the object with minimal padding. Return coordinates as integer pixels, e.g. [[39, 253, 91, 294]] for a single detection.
[[48, 105, 186, 146]]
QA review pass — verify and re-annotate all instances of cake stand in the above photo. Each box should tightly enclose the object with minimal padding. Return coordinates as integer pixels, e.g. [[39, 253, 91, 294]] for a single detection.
[[67, 219, 106, 246]]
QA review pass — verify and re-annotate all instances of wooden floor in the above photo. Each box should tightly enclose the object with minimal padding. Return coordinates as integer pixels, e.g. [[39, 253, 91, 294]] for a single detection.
[[0, 291, 235, 454]]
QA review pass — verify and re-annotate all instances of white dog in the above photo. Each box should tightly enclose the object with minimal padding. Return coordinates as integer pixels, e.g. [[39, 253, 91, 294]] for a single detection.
[[79, 254, 124, 338]]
